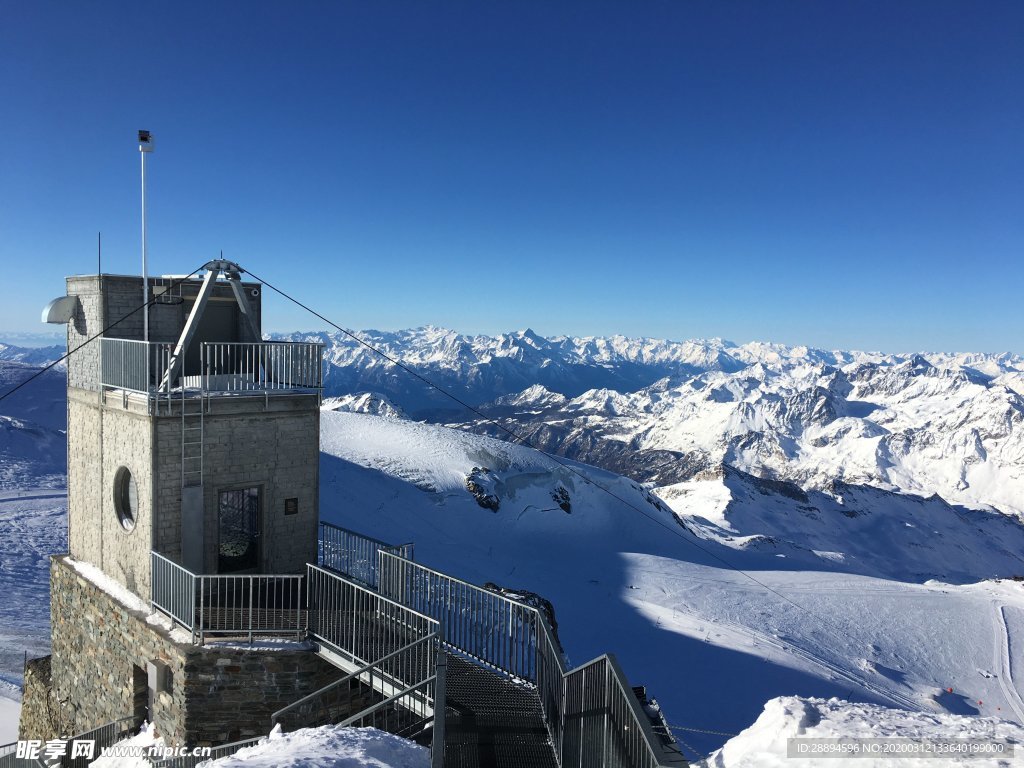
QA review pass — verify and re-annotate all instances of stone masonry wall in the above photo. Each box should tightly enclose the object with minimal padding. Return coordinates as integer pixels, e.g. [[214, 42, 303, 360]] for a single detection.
[[67, 388, 155, 598], [18, 656, 57, 741], [66, 276, 103, 392], [43, 556, 342, 745], [67, 393, 102, 565], [152, 396, 319, 574]]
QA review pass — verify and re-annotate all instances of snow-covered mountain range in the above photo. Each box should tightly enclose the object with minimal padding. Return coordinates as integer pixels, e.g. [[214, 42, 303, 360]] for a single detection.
[[276, 328, 1024, 518], [2, 333, 1024, 757]]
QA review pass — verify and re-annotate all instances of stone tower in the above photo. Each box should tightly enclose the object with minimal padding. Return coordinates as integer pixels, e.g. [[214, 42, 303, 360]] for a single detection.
[[20, 262, 337, 745], [61, 266, 320, 592]]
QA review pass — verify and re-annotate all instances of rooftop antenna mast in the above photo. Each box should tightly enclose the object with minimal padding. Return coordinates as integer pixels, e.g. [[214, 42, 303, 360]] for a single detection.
[[139, 130, 154, 342]]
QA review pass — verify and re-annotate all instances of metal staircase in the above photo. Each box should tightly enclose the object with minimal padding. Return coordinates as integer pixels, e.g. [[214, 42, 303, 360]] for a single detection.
[[441, 654, 557, 768], [264, 524, 687, 768]]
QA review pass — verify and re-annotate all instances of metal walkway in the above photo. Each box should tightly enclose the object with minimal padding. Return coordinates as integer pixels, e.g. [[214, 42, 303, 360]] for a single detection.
[[441, 655, 558, 768], [151, 524, 686, 767]]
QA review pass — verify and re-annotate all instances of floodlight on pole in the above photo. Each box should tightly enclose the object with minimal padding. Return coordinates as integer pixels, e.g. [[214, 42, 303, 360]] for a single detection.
[[139, 130, 153, 342]]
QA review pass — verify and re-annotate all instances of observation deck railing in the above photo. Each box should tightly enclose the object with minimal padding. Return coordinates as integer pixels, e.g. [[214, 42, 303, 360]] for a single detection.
[[99, 339, 323, 401], [150, 552, 305, 644]]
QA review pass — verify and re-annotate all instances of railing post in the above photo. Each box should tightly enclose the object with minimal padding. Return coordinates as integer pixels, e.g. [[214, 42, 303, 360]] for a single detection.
[[198, 575, 205, 645], [248, 576, 255, 645], [602, 661, 610, 768], [306, 565, 313, 637], [431, 639, 447, 768]]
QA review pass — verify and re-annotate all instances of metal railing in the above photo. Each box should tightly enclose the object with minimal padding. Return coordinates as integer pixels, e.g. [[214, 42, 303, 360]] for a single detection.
[[150, 552, 305, 644], [196, 573, 305, 644], [54, 715, 138, 768], [99, 339, 322, 399], [374, 549, 681, 768], [100, 338, 172, 394], [151, 552, 197, 634], [318, 522, 414, 587], [272, 632, 438, 732], [273, 567, 442, 747], [378, 552, 539, 680], [0, 743, 45, 768], [151, 535, 680, 767], [199, 342, 323, 393], [306, 564, 439, 669], [339, 675, 437, 738], [560, 655, 672, 768], [536, 614, 567, 755]]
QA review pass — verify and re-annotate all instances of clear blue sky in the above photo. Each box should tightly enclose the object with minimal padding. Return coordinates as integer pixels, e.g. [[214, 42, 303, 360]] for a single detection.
[[2, 1, 1021, 352]]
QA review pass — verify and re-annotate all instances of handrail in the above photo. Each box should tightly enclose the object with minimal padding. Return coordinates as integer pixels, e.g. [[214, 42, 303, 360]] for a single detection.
[[320, 521, 413, 555], [375, 549, 680, 767], [150, 551, 197, 638], [0, 741, 46, 768], [306, 564, 439, 677], [338, 675, 437, 728], [58, 715, 138, 768], [379, 551, 533, 613], [98, 339, 323, 399], [271, 632, 438, 726], [150, 552, 305, 644], [153, 531, 679, 767], [306, 563, 436, 626], [604, 654, 684, 766], [431, 650, 447, 768], [535, 612, 567, 754], [195, 572, 305, 644], [200, 341, 323, 393], [100, 338, 173, 395], [318, 522, 414, 587], [378, 551, 541, 680]]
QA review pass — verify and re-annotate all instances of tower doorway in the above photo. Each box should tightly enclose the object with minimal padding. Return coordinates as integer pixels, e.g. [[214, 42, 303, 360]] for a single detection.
[[217, 487, 261, 572]]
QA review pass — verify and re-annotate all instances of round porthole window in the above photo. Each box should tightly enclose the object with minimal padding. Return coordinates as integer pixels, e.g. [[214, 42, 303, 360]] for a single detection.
[[113, 466, 138, 532]]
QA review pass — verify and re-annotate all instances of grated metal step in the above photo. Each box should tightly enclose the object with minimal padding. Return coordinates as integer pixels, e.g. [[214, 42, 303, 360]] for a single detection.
[[442, 655, 558, 768]]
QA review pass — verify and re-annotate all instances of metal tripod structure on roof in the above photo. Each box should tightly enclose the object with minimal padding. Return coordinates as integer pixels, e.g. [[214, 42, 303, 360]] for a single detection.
[[159, 259, 262, 393]]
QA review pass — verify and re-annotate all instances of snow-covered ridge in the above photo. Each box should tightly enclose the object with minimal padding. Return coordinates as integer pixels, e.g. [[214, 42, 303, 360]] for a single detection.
[[486, 354, 1024, 517], [0, 343, 64, 366], [270, 328, 1024, 516], [705, 696, 1024, 767], [272, 326, 1022, 379], [322, 392, 406, 419]]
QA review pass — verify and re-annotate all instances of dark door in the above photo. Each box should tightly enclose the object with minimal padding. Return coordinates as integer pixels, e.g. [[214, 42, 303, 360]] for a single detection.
[[217, 487, 261, 572]]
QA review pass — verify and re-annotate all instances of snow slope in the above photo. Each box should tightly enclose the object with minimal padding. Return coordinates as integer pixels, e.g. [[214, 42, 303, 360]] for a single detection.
[[0, 359, 67, 490], [90, 723, 428, 768], [202, 724, 428, 768], [702, 696, 1024, 767], [319, 410, 1024, 758], [0, 488, 66, 740], [0, 697, 20, 743], [0, 356, 69, 743], [657, 466, 1024, 584]]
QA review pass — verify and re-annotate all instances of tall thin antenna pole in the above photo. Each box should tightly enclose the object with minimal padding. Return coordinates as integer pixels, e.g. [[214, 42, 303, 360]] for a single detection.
[[139, 130, 154, 342], [97, 231, 102, 274]]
